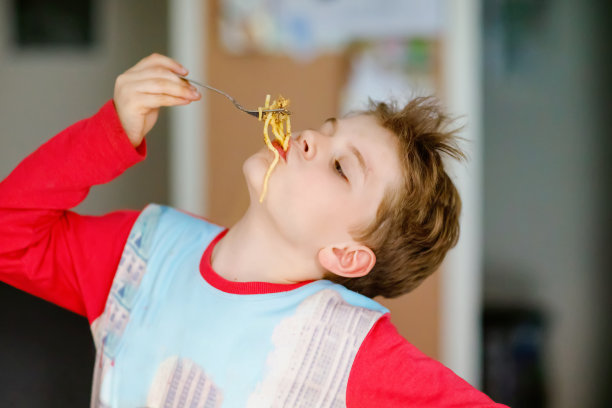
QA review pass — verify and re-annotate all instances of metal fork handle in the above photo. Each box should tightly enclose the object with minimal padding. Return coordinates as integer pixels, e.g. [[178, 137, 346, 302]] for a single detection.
[[180, 77, 289, 117]]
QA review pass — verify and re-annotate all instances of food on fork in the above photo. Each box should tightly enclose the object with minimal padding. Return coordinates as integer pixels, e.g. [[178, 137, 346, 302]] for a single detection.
[[258, 95, 291, 202]]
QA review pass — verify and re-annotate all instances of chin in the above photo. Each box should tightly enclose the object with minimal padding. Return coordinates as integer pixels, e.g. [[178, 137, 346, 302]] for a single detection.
[[242, 152, 268, 204], [244, 158, 291, 221]]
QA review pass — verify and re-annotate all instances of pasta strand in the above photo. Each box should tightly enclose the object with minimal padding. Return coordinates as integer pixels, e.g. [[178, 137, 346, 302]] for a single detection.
[[258, 94, 291, 202]]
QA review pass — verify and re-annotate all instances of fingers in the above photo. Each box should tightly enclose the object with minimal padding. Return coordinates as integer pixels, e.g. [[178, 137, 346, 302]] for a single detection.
[[139, 93, 195, 109], [113, 53, 199, 146], [128, 53, 188, 76], [115, 66, 201, 109], [132, 77, 200, 102]]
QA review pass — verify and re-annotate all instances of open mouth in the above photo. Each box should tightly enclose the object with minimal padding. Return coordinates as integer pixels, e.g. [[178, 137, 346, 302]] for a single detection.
[[271, 140, 288, 162]]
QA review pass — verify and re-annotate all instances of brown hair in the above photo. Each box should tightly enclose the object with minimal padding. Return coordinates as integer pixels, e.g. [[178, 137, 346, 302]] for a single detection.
[[326, 96, 466, 298]]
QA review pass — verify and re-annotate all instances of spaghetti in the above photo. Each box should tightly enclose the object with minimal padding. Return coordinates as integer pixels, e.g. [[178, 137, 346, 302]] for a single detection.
[[258, 94, 291, 202]]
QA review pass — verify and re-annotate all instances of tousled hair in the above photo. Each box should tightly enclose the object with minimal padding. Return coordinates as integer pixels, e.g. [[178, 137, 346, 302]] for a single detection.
[[326, 96, 465, 298]]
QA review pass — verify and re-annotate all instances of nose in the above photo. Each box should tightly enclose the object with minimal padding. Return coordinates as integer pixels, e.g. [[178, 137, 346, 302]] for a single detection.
[[296, 129, 317, 160]]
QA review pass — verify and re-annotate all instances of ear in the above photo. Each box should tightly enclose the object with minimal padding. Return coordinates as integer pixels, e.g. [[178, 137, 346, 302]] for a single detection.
[[318, 243, 376, 278]]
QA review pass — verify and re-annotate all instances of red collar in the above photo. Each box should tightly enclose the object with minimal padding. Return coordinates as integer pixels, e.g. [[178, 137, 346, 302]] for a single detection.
[[199, 229, 314, 295]]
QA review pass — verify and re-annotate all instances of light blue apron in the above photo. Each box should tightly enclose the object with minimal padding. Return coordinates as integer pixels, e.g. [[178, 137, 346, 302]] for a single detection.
[[90, 204, 388, 408]]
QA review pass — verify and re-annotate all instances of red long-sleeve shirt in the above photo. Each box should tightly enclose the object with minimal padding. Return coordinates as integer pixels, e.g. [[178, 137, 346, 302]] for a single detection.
[[0, 101, 507, 407]]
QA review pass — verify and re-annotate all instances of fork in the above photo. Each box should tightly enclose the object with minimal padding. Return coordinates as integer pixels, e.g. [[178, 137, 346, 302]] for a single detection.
[[180, 77, 290, 118]]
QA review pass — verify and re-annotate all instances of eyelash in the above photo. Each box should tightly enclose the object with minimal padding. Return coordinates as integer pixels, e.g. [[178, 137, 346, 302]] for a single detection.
[[334, 160, 348, 181]]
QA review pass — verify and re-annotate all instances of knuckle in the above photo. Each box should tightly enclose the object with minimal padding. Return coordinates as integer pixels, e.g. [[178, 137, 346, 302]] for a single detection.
[[151, 53, 166, 63]]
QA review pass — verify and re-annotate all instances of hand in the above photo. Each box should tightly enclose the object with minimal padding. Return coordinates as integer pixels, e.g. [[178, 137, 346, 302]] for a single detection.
[[113, 53, 201, 147]]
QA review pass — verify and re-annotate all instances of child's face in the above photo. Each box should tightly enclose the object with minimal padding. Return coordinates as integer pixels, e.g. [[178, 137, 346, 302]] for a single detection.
[[243, 114, 402, 265]]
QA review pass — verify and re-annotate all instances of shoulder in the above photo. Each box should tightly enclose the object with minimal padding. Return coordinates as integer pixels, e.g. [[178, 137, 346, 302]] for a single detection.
[[135, 204, 223, 233], [321, 280, 389, 314], [127, 204, 224, 255]]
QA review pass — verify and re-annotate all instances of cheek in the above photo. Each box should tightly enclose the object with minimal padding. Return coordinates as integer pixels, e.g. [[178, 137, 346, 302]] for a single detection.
[[281, 174, 355, 232], [281, 195, 350, 245], [281, 167, 337, 203]]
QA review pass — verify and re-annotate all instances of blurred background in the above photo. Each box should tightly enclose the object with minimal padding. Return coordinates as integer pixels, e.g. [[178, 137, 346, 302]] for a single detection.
[[0, 0, 609, 407]]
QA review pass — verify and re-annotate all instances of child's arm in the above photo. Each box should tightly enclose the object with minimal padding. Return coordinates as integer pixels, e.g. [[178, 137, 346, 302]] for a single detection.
[[0, 54, 200, 322], [347, 315, 509, 407]]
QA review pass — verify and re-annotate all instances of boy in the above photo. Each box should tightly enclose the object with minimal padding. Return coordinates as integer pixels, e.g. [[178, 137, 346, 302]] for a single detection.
[[0, 54, 506, 407]]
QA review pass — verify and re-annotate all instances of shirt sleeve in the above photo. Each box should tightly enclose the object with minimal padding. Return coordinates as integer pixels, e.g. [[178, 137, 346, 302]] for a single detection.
[[346, 314, 509, 407], [0, 100, 146, 322]]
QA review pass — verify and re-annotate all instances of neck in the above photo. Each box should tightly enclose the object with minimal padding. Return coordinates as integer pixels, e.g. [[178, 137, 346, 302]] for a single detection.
[[211, 209, 321, 284]]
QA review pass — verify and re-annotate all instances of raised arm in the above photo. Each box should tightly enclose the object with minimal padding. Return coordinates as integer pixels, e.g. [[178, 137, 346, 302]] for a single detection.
[[0, 54, 200, 322]]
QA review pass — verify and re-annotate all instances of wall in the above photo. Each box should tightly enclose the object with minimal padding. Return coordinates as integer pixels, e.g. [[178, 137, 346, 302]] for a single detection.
[[594, 3, 612, 406], [0, 1, 168, 405], [0, 0, 169, 214], [483, 1, 608, 406]]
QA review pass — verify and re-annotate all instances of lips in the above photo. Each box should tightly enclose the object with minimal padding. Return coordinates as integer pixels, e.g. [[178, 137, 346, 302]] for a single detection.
[[271, 140, 288, 162]]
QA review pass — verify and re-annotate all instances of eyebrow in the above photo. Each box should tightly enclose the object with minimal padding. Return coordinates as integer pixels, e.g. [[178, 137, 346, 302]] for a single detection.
[[324, 117, 368, 180], [324, 117, 337, 129], [349, 145, 368, 180]]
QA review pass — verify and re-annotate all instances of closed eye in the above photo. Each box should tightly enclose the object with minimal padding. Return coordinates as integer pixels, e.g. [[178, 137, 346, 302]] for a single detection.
[[334, 160, 348, 182]]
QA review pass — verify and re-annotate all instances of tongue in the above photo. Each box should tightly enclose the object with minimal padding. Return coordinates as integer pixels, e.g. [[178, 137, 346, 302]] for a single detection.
[[272, 140, 287, 161]]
